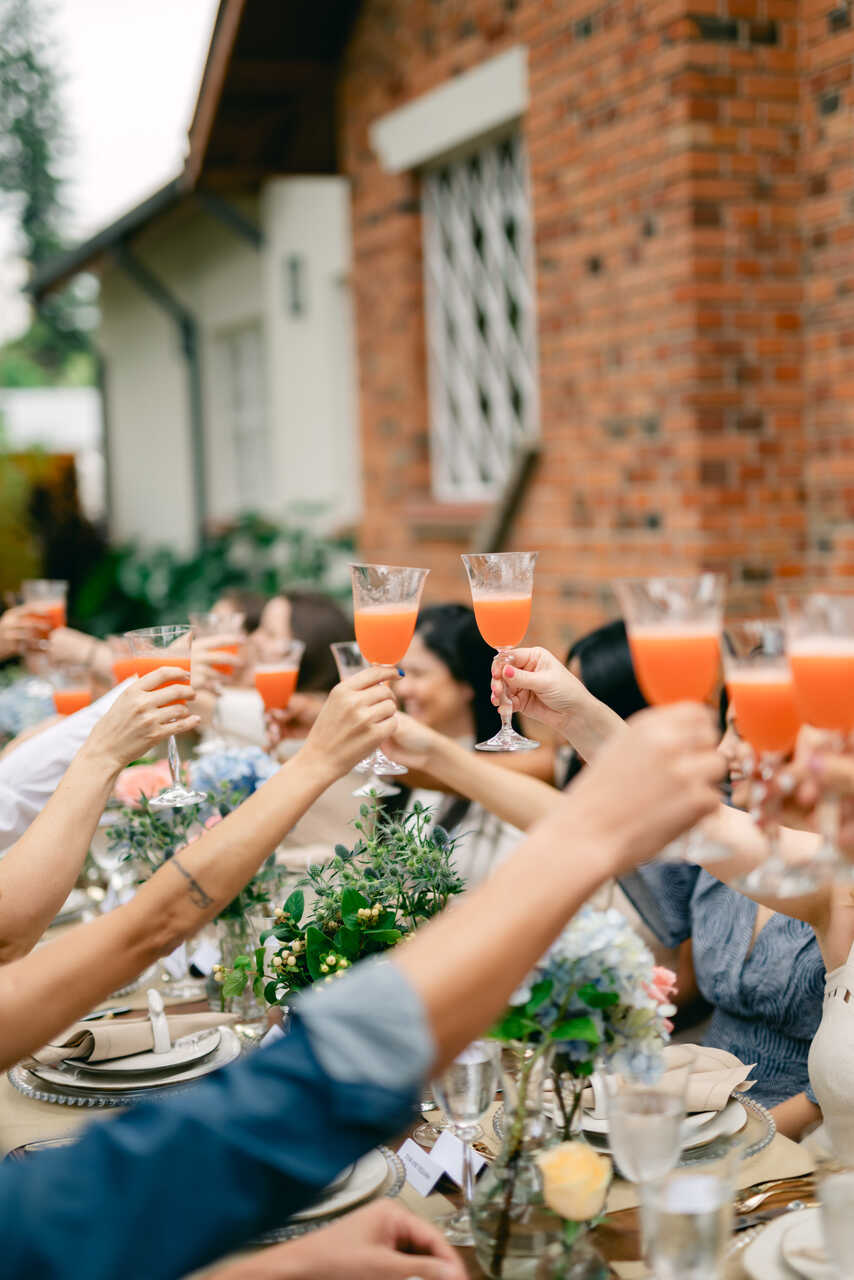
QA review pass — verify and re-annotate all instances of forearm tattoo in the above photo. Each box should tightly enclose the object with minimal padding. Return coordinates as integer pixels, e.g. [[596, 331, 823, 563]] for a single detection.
[[170, 855, 213, 909]]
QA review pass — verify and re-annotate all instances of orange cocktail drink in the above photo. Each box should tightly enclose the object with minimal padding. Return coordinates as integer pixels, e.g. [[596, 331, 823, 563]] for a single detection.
[[471, 594, 532, 650], [29, 600, 66, 633], [211, 642, 241, 676], [787, 639, 854, 733], [112, 657, 139, 685], [726, 669, 800, 756], [53, 688, 92, 716], [254, 664, 299, 711], [132, 654, 191, 707], [354, 604, 419, 666], [628, 625, 720, 706]]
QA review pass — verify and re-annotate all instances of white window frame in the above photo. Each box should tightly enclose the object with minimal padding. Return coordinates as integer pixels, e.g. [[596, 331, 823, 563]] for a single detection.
[[218, 321, 271, 514]]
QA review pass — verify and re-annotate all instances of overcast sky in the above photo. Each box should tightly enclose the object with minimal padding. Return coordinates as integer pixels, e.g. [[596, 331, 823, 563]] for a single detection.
[[0, 0, 218, 341]]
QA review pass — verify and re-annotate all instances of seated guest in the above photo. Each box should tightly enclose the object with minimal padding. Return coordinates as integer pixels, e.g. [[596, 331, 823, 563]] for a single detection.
[[0, 702, 723, 1278], [392, 603, 527, 886], [0, 666, 400, 1067]]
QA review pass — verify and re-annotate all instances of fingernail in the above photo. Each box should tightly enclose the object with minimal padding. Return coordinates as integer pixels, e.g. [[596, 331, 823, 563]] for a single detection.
[[504, 665, 515, 677], [809, 753, 825, 776], [397, 667, 405, 677]]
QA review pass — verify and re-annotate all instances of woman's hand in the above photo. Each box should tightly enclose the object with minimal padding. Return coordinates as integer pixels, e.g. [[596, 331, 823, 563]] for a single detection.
[[45, 626, 101, 670], [384, 710, 444, 771], [214, 1201, 466, 1279], [491, 646, 591, 733], [0, 605, 40, 659], [299, 667, 399, 780], [266, 693, 326, 749], [191, 632, 247, 693], [81, 668, 200, 774]]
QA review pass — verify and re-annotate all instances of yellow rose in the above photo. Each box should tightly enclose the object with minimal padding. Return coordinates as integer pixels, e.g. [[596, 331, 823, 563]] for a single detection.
[[536, 1142, 612, 1222]]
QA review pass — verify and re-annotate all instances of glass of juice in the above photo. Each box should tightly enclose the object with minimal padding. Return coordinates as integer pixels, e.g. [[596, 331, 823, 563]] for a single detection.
[[22, 579, 68, 637], [253, 640, 305, 713], [723, 619, 808, 895], [330, 641, 400, 799], [52, 666, 93, 717], [351, 562, 429, 776], [780, 592, 854, 887], [125, 625, 205, 808], [107, 635, 138, 686], [615, 574, 725, 863], [188, 611, 246, 678], [461, 551, 539, 752]]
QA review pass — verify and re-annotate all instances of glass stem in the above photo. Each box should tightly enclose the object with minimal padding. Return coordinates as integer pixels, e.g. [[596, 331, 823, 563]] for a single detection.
[[496, 647, 513, 732], [167, 735, 182, 789], [460, 1131, 475, 1208]]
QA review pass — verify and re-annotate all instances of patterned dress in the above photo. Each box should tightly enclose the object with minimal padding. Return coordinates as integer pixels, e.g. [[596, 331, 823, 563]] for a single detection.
[[619, 864, 825, 1108]]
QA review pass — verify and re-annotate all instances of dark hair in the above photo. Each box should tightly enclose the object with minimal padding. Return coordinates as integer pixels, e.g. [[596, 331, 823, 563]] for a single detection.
[[562, 619, 647, 785], [415, 603, 505, 745], [286, 591, 352, 692], [217, 589, 266, 634]]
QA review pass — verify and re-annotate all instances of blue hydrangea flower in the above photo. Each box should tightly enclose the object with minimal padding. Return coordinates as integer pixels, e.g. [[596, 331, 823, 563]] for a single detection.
[[0, 678, 55, 736], [189, 746, 278, 796]]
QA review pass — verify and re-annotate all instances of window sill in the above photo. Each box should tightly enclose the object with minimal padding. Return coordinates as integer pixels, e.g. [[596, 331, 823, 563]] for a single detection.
[[404, 499, 493, 541]]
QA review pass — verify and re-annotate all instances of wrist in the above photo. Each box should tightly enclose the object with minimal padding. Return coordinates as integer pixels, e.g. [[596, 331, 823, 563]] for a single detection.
[[70, 741, 123, 789], [288, 742, 340, 791]]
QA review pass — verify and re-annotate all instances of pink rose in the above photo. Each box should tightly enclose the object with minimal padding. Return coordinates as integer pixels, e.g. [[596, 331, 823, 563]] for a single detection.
[[114, 760, 174, 807], [204, 813, 223, 830], [648, 966, 678, 1003]]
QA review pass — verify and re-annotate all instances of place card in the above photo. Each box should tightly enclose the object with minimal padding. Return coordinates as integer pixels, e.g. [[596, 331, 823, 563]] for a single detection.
[[161, 942, 188, 980], [189, 938, 220, 976], [430, 1129, 487, 1187], [397, 1138, 444, 1197]]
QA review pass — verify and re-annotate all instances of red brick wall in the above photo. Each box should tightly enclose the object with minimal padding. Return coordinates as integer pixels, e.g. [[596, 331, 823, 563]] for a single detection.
[[339, 1, 830, 654]]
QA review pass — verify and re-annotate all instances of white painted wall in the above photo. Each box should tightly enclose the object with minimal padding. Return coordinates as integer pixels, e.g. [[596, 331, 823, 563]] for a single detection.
[[260, 177, 362, 529], [96, 181, 361, 551]]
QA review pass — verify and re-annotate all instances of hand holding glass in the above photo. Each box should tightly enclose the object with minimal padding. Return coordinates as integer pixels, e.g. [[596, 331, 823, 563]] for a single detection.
[[125, 625, 205, 807], [330, 642, 400, 798]]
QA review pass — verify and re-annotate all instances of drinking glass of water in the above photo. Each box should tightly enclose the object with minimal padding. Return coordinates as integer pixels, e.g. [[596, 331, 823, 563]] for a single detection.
[[431, 1039, 499, 1246], [640, 1151, 738, 1280], [602, 1066, 688, 1184], [817, 1156, 854, 1275]]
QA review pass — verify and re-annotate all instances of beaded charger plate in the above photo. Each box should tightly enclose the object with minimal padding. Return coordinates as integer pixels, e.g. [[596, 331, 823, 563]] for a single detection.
[[492, 1091, 775, 1165], [255, 1147, 406, 1243], [8, 1027, 243, 1108]]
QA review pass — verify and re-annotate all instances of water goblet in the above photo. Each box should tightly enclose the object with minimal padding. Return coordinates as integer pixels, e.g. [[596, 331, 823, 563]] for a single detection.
[[431, 1039, 500, 1246], [602, 1066, 688, 1186], [461, 551, 539, 751], [640, 1149, 739, 1280], [780, 592, 854, 888], [330, 641, 400, 798], [615, 574, 725, 862], [350, 563, 429, 775], [125, 625, 206, 807], [723, 620, 809, 896]]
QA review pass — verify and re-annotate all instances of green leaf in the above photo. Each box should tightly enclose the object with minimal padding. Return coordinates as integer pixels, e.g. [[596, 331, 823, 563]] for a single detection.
[[264, 979, 280, 1004], [305, 925, 330, 981], [578, 983, 619, 1009], [335, 926, 361, 960], [341, 887, 370, 923], [525, 978, 553, 1015], [222, 971, 249, 999], [362, 928, 401, 945], [232, 955, 252, 970], [549, 1016, 600, 1046], [254, 946, 266, 974], [252, 974, 265, 998], [284, 889, 304, 923], [489, 1010, 531, 1041]]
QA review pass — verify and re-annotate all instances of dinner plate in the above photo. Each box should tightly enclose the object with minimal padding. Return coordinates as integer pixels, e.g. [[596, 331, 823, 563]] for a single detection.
[[780, 1210, 835, 1280], [584, 1100, 747, 1154], [743, 1208, 813, 1280], [28, 1026, 241, 1093], [581, 1108, 716, 1137], [67, 1028, 221, 1076], [291, 1150, 390, 1222]]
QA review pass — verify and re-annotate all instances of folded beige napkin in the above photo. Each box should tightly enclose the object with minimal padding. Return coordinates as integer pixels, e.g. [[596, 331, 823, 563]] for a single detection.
[[29, 1012, 237, 1067], [583, 1043, 756, 1115]]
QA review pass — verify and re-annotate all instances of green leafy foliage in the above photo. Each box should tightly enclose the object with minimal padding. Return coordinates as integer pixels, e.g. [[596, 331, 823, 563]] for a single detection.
[[222, 797, 466, 1007]]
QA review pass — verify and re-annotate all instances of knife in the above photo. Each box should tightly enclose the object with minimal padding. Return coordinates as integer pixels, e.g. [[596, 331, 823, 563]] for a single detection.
[[80, 1006, 133, 1022], [734, 1200, 812, 1233]]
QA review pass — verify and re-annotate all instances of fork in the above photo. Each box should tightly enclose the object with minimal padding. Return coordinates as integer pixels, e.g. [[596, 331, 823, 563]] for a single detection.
[[735, 1180, 815, 1214]]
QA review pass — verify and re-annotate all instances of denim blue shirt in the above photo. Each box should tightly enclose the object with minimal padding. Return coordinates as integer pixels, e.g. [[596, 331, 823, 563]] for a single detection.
[[1, 961, 433, 1279], [619, 865, 824, 1108]]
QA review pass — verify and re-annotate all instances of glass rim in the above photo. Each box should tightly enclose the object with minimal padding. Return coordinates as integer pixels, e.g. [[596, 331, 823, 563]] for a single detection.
[[125, 625, 192, 640], [615, 572, 726, 588], [349, 561, 430, 575], [460, 550, 538, 563]]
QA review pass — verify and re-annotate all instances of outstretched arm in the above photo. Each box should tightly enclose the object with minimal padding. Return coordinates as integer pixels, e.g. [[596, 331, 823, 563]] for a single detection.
[[0, 667, 400, 1069]]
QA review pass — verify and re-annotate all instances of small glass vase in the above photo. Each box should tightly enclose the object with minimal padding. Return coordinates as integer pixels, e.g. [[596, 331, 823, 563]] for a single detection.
[[471, 1042, 563, 1279], [215, 914, 265, 1026], [534, 1235, 611, 1280]]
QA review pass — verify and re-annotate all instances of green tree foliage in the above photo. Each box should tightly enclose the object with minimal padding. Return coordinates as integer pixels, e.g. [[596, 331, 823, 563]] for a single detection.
[[0, 0, 95, 383]]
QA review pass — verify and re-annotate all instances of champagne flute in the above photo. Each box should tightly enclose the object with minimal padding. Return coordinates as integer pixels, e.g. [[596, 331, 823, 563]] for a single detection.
[[780, 592, 854, 888], [615, 574, 725, 863], [125, 625, 205, 808], [723, 620, 806, 895], [350, 563, 429, 775], [189, 610, 246, 753], [330, 642, 400, 798], [253, 640, 305, 715], [461, 551, 539, 751], [431, 1039, 500, 1246]]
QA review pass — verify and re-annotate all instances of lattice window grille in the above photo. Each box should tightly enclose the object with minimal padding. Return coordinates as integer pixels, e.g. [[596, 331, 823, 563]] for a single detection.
[[221, 324, 271, 513], [422, 133, 539, 502]]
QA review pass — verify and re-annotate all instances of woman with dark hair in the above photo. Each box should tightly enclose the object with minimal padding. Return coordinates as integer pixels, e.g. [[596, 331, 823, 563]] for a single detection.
[[394, 603, 524, 887], [251, 591, 351, 694]]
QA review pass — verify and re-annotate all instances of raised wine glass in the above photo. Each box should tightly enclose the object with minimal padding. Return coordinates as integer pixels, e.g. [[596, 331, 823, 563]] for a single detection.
[[350, 563, 428, 776], [330, 641, 400, 798], [125, 625, 206, 807], [615, 573, 725, 863], [780, 592, 854, 888], [22, 579, 67, 637], [189, 609, 246, 754], [461, 551, 539, 751], [431, 1039, 500, 1246], [253, 639, 305, 715], [723, 620, 806, 896]]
